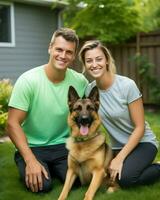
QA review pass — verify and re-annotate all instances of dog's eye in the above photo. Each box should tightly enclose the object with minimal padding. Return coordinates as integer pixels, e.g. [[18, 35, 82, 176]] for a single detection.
[[73, 105, 82, 111], [87, 105, 95, 111]]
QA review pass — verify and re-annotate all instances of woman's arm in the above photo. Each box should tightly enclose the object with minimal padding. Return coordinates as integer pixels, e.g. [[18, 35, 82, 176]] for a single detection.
[[109, 98, 145, 181]]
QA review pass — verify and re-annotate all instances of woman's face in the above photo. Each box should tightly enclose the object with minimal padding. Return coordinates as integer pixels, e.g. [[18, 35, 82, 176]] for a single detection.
[[84, 47, 108, 79]]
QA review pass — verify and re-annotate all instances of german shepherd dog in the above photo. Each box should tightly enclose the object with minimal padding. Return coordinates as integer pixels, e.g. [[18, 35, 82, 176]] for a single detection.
[[58, 86, 117, 200]]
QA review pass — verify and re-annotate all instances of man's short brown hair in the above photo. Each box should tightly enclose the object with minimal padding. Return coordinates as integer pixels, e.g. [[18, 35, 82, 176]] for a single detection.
[[51, 28, 79, 53]]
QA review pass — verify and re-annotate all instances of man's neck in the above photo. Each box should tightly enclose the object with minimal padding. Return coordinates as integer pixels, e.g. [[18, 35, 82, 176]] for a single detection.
[[44, 64, 66, 83]]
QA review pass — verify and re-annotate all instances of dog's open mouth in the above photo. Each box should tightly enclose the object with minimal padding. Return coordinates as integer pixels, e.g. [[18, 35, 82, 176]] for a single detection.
[[80, 124, 89, 136], [75, 116, 93, 136]]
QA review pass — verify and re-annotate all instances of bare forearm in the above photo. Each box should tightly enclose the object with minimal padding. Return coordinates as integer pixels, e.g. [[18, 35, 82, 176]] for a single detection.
[[109, 127, 145, 181], [116, 127, 144, 161], [117, 98, 145, 161], [7, 124, 35, 162], [7, 123, 49, 192]]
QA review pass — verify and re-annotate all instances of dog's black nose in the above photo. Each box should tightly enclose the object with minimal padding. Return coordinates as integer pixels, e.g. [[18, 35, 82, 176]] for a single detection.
[[80, 116, 90, 125]]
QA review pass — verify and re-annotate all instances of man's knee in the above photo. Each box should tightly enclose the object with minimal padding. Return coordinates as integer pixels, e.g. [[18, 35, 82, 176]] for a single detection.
[[41, 178, 52, 192], [23, 177, 52, 193], [15, 152, 52, 192]]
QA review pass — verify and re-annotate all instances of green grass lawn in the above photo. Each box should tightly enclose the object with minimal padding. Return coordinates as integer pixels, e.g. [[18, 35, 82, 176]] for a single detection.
[[0, 111, 160, 200]]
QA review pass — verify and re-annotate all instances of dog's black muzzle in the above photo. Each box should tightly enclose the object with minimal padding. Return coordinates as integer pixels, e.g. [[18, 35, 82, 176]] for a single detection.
[[75, 115, 93, 127]]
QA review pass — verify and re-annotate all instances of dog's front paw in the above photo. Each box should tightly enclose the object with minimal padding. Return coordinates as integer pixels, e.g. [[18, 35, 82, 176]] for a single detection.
[[107, 185, 119, 193], [83, 197, 92, 200], [57, 195, 66, 200], [83, 194, 93, 200], [107, 186, 115, 193], [57, 197, 65, 200]]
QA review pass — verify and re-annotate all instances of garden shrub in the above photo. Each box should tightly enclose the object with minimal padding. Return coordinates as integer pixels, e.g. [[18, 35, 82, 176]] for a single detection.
[[0, 79, 13, 137], [129, 54, 160, 105], [0, 112, 8, 136]]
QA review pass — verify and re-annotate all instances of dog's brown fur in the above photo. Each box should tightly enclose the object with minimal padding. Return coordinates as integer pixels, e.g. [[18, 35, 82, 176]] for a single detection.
[[58, 86, 117, 200]]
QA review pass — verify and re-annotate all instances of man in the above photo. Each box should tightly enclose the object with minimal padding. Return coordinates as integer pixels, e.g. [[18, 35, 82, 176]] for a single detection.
[[7, 28, 88, 193]]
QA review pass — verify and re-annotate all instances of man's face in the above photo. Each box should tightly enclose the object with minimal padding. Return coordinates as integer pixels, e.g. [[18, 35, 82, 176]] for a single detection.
[[48, 36, 76, 71]]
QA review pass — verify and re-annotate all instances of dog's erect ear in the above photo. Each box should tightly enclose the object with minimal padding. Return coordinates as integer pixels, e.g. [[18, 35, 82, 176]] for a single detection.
[[88, 86, 99, 111], [68, 86, 80, 102], [68, 86, 80, 111], [88, 86, 99, 102]]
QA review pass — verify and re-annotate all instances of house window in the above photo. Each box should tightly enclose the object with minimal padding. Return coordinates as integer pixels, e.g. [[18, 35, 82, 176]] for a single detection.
[[0, 2, 15, 47]]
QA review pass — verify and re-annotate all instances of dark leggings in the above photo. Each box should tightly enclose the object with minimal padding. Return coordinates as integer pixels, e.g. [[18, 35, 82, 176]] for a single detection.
[[114, 143, 160, 188], [14, 143, 68, 193]]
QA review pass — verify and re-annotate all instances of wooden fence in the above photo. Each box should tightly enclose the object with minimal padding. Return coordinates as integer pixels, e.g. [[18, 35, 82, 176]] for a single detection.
[[108, 31, 160, 104]]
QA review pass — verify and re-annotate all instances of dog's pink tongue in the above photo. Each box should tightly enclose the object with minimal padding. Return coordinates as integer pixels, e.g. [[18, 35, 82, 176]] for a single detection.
[[80, 125, 89, 136]]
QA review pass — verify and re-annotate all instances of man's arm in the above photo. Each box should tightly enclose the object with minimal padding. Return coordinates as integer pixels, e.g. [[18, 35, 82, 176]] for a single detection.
[[7, 108, 48, 192]]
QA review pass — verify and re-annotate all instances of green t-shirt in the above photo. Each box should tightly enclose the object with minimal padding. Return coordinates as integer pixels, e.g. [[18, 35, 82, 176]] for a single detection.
[[9, 66, 88, 147]]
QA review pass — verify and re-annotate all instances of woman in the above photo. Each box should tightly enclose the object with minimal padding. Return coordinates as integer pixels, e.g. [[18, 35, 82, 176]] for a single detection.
[[79, 40, 160, 188]]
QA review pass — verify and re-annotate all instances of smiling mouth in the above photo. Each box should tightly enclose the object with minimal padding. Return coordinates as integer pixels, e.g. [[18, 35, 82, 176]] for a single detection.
[[57, 60, 66, 64], [90, 66, 102, 71], [56, 60, 68, 67], [90, 68, 102, 72]]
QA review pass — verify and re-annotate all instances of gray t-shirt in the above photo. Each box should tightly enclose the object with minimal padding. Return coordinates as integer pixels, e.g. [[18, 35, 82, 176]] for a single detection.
[[86, 75, 158, 150]]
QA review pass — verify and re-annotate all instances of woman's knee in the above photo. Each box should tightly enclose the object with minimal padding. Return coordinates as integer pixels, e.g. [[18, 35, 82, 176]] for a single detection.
[[118, 174, 137, 188]]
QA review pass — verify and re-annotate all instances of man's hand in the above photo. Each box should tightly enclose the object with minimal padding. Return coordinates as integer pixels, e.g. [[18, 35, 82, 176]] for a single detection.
[[7, 108, 49, 192], [25, 157, 49, 192]]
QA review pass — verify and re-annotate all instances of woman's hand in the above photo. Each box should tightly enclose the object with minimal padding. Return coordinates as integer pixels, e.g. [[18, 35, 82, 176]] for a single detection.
[[109, 157, 123, 182]]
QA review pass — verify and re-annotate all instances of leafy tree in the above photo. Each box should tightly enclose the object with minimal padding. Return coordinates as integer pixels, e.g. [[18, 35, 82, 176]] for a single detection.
[[139, 0, 160, 31], [63, 0, 160, 43], [63, 0, 144, 43]]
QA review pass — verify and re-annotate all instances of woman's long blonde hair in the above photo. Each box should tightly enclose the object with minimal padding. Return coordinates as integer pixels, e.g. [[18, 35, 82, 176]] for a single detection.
[[79, 40, 116, 73]]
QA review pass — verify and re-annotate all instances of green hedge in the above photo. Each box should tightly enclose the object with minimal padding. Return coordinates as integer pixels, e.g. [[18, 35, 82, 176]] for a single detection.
[[0, 79, 13, 137]]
